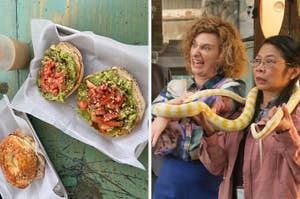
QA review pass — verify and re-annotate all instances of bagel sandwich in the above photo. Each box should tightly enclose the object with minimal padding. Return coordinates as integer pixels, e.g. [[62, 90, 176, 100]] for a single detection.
[[0, 129, 45, 189], [77, 66, 145, 137], [37, 42, 84, 102]]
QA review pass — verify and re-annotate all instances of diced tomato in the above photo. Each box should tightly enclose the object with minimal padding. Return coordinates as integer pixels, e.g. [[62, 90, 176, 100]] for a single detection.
[[87, 83, 126, 132], [99, 84, 108, 90], [92, 117, 123, 127], [93, 108, 106, 115], [78, 101, 88, 110], [39, 59, 67, 96], [105, 120, 123, 127], [103, 112, 119, 121], [101, 93, 113, 104], [52, 88, 59, 95]]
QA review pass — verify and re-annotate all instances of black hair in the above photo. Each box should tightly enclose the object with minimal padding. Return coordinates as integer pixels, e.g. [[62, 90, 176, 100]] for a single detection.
[[264, 35, 300, 67], [253, 35, 300, 120]]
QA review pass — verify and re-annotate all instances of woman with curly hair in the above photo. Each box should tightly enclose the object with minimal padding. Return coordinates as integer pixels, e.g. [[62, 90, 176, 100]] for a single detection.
[[151, 16, 248, 198]]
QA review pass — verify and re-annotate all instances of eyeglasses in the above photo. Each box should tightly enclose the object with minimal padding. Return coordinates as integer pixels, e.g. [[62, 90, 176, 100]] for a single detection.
[[250, 58, 291, 69]]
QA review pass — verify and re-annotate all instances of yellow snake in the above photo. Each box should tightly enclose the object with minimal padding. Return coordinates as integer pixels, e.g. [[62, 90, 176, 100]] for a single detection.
[[251, 86, 300, 139], [152, 86, 300, 139]]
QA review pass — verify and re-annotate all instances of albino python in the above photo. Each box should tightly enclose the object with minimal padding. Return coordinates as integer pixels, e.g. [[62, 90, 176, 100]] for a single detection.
[[152, 86, 300, 139], [251, 86, 300, 139]]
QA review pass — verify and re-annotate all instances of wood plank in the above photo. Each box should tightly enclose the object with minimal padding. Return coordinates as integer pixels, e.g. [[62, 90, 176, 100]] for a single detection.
[[0, 0, 19, 100]]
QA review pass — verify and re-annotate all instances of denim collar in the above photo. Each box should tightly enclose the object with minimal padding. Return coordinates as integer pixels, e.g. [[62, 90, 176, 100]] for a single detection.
[[187, 73, 225, 91]]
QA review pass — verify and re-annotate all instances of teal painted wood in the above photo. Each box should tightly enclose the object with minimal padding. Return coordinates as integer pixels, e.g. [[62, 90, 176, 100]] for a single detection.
[[0, 1, 149, 198], [16, 0, 148, 45], [0, 0, 19, 99], [16, 0, 34, 85], [15, 0, 148, 84]]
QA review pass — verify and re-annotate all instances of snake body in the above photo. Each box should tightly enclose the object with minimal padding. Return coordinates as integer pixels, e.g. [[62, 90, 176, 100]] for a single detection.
[[251, 86, 300, 139], [152, 86, 300, 139], [152, 88, 258, 131]]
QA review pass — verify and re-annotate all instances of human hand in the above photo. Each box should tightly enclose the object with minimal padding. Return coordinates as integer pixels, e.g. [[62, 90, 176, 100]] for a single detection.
[[167, 97, 184, 105], [193, 112, 216, 137], [151, 117, 169, 147], [167, 92, 194, 105], [192, 97, 227, 136]]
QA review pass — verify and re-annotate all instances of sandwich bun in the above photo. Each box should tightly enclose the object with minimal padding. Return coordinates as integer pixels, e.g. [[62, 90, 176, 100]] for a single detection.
[[37, 41, 84, 102]]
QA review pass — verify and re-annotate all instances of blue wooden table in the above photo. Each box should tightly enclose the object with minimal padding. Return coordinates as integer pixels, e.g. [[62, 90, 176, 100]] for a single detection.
[[0, 1, 148, 198]]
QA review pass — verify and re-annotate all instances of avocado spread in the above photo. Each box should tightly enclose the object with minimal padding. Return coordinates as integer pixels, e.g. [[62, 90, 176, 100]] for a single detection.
[[77, 69, 138, 136]]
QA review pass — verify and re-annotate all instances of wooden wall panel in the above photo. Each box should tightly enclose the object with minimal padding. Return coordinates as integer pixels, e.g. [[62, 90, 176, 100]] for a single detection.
[[254, 0, 300, 55], [163, 0, 202, 9]]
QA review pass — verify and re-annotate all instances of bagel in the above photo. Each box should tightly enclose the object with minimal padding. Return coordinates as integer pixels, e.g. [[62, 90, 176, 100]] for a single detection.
[[77, 66, 145, 137], [0, 130, 45, 189], [37, 42, 84, 102]]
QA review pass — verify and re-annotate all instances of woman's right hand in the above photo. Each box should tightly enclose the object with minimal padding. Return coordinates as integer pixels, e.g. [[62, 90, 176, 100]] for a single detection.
[[151, 117, 169, 147], [151, 93, 192, 147], [193, 112, 216, 137]]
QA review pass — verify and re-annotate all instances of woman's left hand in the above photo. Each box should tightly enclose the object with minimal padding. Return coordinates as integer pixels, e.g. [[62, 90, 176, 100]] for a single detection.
[[193, 112, 216, 136], [192, 96, 233, 136]]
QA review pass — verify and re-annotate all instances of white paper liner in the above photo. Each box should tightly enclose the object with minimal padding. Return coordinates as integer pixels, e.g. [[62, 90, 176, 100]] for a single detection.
[[0, 96, 67, 199]]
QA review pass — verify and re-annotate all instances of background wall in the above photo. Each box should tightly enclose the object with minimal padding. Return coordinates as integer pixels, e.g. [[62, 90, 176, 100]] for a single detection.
[[152, 0, 255, 92]]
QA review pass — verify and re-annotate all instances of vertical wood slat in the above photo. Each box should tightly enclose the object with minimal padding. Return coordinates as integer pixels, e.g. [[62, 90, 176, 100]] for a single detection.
[[290, 0, 300, 42], [254, 0, 263, 55], [17, 0, 147, 45], [162, 0, 202, 9], [152, 0, 163, 46], [16, 0, 34, 85]]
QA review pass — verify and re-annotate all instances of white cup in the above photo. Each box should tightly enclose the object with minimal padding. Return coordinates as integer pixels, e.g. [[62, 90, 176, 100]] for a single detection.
[[0, 34, 30, 71]]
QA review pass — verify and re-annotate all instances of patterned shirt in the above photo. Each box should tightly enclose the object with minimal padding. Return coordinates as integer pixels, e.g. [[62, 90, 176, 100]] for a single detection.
[[152, 74, 245, 161]]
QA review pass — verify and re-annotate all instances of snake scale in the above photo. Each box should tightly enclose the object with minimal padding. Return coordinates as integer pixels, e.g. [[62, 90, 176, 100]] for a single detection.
[[152, 86, 300, 139]]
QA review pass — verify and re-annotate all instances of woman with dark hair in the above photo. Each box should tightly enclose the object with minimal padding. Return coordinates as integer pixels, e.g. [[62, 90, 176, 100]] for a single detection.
[[151, 16, 248, 199], [199, 35, 300, 199]]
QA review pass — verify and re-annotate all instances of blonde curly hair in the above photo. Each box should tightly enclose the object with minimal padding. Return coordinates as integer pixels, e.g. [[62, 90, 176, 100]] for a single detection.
[[181, 16, 248, 78]]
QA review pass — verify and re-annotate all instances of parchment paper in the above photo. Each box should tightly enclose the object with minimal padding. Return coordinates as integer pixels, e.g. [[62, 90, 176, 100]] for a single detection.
[[12, 19, 148, 169], [0, 96, 67, 199]]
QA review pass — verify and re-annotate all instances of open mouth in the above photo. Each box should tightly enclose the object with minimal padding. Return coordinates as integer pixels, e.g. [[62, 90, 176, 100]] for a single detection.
[[255, 77, 266, 84], [192, 58, 204, 66]]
